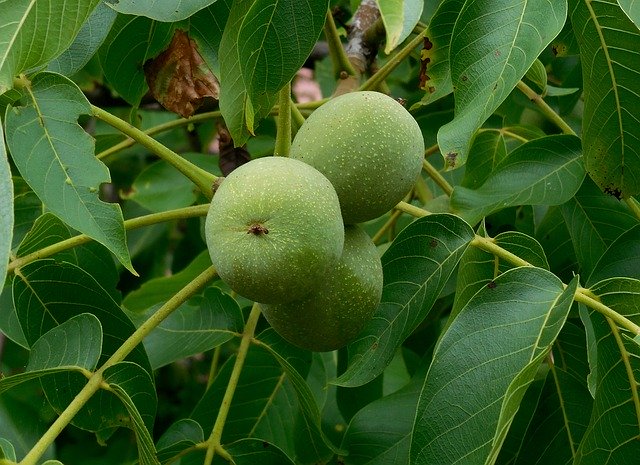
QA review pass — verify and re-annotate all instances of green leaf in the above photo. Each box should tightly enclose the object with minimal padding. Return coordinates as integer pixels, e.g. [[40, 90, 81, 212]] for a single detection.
[[497, 320, 593, 465], [5, 72, 134, 273], [0, 439, 16, 461], [451, 135, 585, 225], [341, 375, 422, 465], [12, 259, 149, 370], [576, 277, 640, 464], [0, 282, 27, 348], [336, 214, 475, 387], [617, 0, 640, 27], [123, 250, 212, 312], [377, 0, 423, 54], [98, 14, 174, 106], [131, 287, 244, 370], [127, 153, 221, 212], [188, 0, 233, 76], [219, 0, 327, 143], [461, 130, 508, 189], [0, 313, 102, 395], [412, 0, 464, 107], [411, 269, 577, 464], [103, 362, 159, 465], [570, 0, 640, 197], [226, 438, 296, 465], [587, 223, 640, 284], [560, 177, 639, 278], [437, 0, 567, 168], [524, 59, 548, 94], [156, 419, 204, 463], [0, 122, 12, 286], [190, 343, 301, 460], [106, 0, 219, 22], [255, 328, 338, 460], [536, 206, 578, 282], [11, 190, 41, 251], [47, 1, 117, 77], [0, 0, 101, 94], [451, 229, 549, 324]]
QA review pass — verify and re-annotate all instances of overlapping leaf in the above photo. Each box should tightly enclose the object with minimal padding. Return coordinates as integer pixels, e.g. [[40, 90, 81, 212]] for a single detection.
[[618, 0, 640, 27], [571, 0, 640, 197], [437, 0, 567, 168], [377, 0, 423, 54], [560, 177, 639, 278], [461, 130, 508, 189], [103, 362, 159, 465], [576, 277, 640, 464], [411, 269, 577, 464], [47, 2, 117, 77], [451, 135, 585, 225], [0, 0, 100, 93], [0, 123, 12, 285], [131, 288, 244, 370], [0, 313, 102, 394], [107, 0, 218, 21], [219, 0, 327, 144], [156, 419, 204, 462], [587, 223, 640, 284], [226, 438, 296, 465], [335, 214, 475, 387], [98, 15, 174, 106], [190, 344, 301, 460], [5, 72, 134, 272], [412, 0, 464, 107]]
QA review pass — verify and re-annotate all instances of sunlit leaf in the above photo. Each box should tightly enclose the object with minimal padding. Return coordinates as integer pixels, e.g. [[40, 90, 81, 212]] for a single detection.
[[5, 72, 134, 272], [617, 0, 640, 27], [411, 269, 577, 464], [437, 0, 567, 168], [451, 135, 585, 225], [106, 0, 218, 21], [570, 0, 640, 197], [377, 0, 423, 54], [336, 214, 475, 387], [0, 0, 100, 93], [576, 277, 640, 464]]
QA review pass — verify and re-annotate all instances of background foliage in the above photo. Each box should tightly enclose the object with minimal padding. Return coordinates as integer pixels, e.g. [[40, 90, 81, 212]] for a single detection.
[[1, 0, 640, 464]]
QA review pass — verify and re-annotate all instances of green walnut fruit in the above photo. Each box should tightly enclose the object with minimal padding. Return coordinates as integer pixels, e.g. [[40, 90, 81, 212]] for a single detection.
[[261, 225, 383, 352], [290, 91, 424, 224], [205, 156, 344, 304]]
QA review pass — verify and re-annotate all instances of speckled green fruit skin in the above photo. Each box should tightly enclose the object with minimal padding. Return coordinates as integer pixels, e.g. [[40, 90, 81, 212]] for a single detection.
[[290, 91, 424, 224], [205, 157, 344, 304], [261, 225, 383, 352]]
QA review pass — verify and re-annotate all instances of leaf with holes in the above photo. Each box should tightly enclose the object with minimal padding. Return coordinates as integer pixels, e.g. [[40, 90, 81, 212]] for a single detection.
[[570, 0, 640, 197], [437, 0, 567, 168], [5, 72, 134, 272]]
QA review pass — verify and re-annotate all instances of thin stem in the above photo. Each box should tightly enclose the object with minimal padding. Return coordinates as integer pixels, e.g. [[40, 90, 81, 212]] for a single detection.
[[470, 236, 533, 268], [372, 209, 403, 243], [624, 197, 640, 221], [92, 105, 217, 199], [96, 111, 222, 161], [290, 100, 306, 130], [324, 9, 357, 77], [422, 159, 454, 196], [425, 143, 440, 157], [20, 266, 218, 465], [203, 304, 262, 465], [359, 28, 427, 92], [274, 82, 292, 157], [515, 81, 576, 136], [7, 204, 209, 274]]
